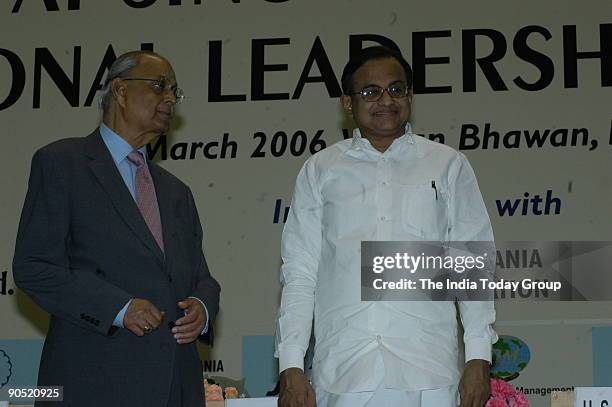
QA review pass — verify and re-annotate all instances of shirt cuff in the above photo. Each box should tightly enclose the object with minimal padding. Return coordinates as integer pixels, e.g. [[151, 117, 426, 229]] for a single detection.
[[465, 337, 493, 363], [278, 346, 305, 373], [113, 298, 133, 328], [188, 296, 209, 334]]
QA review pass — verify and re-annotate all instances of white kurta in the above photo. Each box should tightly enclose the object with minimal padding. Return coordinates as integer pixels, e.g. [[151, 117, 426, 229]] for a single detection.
[[276, 124, 497, 394]]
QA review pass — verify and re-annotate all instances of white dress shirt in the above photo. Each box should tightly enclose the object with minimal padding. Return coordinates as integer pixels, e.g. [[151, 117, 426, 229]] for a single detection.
[[275, 123, 497, 393]]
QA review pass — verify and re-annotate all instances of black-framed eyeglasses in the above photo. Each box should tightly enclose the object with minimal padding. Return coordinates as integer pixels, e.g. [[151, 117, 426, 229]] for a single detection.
[[350, 83, 410, 102], [121, 76, 185, 104]]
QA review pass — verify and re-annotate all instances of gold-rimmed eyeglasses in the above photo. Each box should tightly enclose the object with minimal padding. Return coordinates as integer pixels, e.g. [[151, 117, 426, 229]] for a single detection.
[[121, 76, 185, 104], [349, 83, 410, 102]]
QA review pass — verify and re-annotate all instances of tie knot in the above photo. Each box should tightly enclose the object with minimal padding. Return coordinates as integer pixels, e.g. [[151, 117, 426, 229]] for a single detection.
[[127, 151, 145, 167]]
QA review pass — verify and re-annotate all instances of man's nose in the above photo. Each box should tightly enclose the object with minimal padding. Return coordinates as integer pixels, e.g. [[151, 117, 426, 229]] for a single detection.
[[378, 89, 394, 105], [163, 89, 177, 105]]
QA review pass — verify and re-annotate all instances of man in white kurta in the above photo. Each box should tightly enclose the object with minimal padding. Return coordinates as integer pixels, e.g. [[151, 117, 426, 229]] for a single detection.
[[276, 46, 496, 407]]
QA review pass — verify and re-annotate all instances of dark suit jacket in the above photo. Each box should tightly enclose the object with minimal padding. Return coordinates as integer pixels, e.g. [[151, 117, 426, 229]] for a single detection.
[[13, 129, 221, 407]]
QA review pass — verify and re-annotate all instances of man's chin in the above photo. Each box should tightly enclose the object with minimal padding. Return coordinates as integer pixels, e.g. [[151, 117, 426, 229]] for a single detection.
[[370, 117, 404, 129], [371, 125, 405, 138], [155, 120, 171, 134], [155, 113, 172, 129]]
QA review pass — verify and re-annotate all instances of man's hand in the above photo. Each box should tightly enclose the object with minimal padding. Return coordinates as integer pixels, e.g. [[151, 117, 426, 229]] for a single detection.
[[123, 298, 164, 336], [172, 298, 206, 344], [278, 367, 316, 407], [458, 359, 491, 407]]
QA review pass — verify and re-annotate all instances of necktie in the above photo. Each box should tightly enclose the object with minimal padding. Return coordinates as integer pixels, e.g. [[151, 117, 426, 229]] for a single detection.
[[127, 151, 164, 252]]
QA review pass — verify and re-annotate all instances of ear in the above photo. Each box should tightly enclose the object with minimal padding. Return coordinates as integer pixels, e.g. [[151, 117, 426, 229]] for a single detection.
[[407, 89, 414, 105], [111, 78, 127, 108], [341, 94, 353, 112]]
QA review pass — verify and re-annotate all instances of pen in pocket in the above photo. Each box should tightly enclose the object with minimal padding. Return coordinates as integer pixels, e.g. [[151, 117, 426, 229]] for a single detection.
[[431, 181, 438, 200]]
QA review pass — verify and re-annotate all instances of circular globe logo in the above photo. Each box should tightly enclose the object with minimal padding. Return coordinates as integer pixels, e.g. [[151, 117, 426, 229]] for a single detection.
[[491, 335, 530, 381], [0, 349, 12, 387]]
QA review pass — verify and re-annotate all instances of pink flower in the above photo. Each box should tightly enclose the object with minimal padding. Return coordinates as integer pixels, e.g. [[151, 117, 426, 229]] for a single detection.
[[491, 378, 516, 398], [486, 397, 508, 407], [204, 383, 224, 401], [509, 391, 529, 407], [487, 379, 530, 407]]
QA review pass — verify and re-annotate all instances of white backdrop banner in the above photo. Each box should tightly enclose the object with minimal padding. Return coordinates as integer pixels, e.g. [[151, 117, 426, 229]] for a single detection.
[[1, 0, 611, 403]]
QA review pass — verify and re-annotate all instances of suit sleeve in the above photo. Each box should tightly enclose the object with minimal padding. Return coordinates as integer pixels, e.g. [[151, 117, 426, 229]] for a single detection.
[[13, 148, 133, 335], [448, 153, 498, 363], [185, 187, 220, 346]]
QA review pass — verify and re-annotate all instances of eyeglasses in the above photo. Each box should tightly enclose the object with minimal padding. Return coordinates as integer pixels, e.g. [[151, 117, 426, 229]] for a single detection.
[[350, 83, 410, 102], [121, 76, 185, 104]]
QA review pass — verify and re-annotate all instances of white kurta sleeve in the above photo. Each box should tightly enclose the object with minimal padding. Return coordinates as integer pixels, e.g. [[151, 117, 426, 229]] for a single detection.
[[275, 157, 323, 372], [448, 153, 498, 363]]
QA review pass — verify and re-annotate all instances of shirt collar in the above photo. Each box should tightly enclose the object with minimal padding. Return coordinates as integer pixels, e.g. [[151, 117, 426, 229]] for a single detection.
[[99, 122, 147, 165], [349, 122, 415, 153]]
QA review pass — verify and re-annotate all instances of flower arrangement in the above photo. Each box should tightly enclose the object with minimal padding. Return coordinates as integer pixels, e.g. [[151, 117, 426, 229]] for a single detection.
[[486, 378, 529, 407], [224, 387, 239, 399], [204, 379, 223, 402], [204, 378, 242, 402]]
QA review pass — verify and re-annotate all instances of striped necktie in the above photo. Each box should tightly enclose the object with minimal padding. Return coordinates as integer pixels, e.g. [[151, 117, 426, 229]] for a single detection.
[[127, 150, 164, 252]]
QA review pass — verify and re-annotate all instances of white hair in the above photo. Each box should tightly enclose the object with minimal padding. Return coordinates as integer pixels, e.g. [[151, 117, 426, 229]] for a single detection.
[[99, 51, 158, 112]]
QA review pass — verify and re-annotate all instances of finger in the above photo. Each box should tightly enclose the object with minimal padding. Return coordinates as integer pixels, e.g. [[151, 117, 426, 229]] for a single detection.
[[141, 317, 156, 331], [187, 300, 204, 313], [176, 335, 198, 344], [140, 318, 154, 334], [141, 312, 159, 330], [146, 304, 164, 323], [472, 392, 486, 407], [464, 394, 476, 407], [307, 386, 317, 407], [148, 313, 165, 329], [173, 320, 204, 339], [175, 329, 199, 344], [153, 311, 166, 328], [173, 318, 204, 341], [181, 299, 203, 313], [175, 312, 198, 327], [175, 307, 201, 326], [173, 318, 202, 334], [126, 322, 145, 337]]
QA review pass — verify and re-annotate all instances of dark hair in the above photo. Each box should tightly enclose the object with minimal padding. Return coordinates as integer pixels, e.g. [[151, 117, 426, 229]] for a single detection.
[[341, 46, 413, 94]]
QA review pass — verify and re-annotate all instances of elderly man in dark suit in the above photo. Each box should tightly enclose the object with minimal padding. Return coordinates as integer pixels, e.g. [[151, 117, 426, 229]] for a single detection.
[[13, 50, 220, 407]]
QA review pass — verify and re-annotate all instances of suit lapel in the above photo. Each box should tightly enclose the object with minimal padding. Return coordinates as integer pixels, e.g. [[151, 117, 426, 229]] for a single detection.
[[84, 130, 165, 266]]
